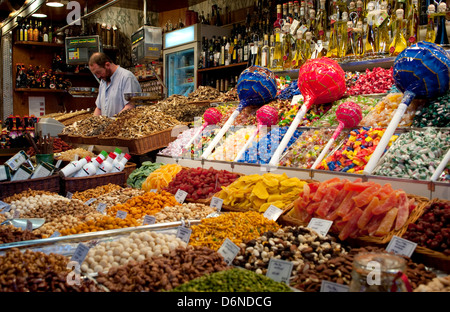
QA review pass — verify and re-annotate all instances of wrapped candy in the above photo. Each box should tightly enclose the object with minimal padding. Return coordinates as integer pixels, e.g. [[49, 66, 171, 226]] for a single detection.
[[208, 126, 259, 162], [184, 107, 222, 151]]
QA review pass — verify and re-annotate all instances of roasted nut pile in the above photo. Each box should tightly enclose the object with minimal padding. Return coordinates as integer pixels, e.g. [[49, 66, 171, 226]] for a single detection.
[[153, 203, 217, 223], [59, 215, 141, 236], [290, 246, 437, 292], [0, 248, 103, 292], [0, 225, 43, 244], [71, 184, 123, 202], [6, 194, 70, 219], [87, 188, 146, 210], [55, 148, 96, 162], [1, 189, 58, 203], [414, 275, 450, 292], [35, 214, 97, 238], [95, 246, 229, 292], [233, 226, 346, 276], [82, 231, 186, 274]]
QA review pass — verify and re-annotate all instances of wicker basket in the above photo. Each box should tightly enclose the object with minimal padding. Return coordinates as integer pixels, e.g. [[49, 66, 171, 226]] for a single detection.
[[97, 135, 117, 147], [115, 128, 176, 155], [80, 135, 99, 145], [58, 133, 69, 142], [60, 171, 126, 194], [67, 134, 83, 144], [279, 194, 430, 245], [0, 174, 60, 200]]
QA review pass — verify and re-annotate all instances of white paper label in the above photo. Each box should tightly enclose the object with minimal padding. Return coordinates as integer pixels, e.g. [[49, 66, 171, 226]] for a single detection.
[[84, 198, 97, 206], [55, 159, 62, 168], [176, 226, 192, 244], [307, 218, 333, 237], [174, 189, 188, 204], [266, 258, 293, 284], [87, 145, 94, 152], [217, 238, 240, 265], [320, 280, 350, 292], [143, 215, 156, 225], [263, 205, 284, 221], [290, 20, 300, 35], [66, 192, 73, 199], [298, 25, 308, 35], [97, 203, 107, 213], [386, 235, 417, 258], [116, 210, 127, 219], [71, 243, 90, 265], [210, 197, 224, 211], [290, 94, 303, 106], [50, 231, 61, 238], [0, 204, 11, 214], [26, 220, 33, 232], [150, 189, 157, 193], [13, 210, 20, 218]]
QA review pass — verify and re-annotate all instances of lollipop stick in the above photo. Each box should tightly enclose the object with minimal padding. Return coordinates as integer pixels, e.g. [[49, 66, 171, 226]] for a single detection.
[[364, 91, 415, 175], [184, 123, 207, 151], [311, 122, 344, 169], [234, 125, 260, 162], [431, 149, 450, 182], [202, 109, 240, 159], [269, 103, 309, 167]]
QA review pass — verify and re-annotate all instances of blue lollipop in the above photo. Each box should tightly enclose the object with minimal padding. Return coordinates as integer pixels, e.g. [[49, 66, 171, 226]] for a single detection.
[[364, 41, 450, 174], [202, 66, 277, 159]]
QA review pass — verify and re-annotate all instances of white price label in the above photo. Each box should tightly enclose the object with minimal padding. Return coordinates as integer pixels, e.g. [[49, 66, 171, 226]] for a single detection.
[[143, 215, 156, 225], [320, 280, 350, 292], [210, 197, 224, 211], [87, 145, 94, 152], [50, 231, 61, 238], [26, 220, 33, 232], [116, 210, 127, 219], [175, 189, 188, 204], [217, 238, 240, 265], [84, 198, 97, 206], [150, 189, 157, 193], [66, 192, 73, 199], [176, 226, 192, 244], [55, 159, 62, 168], [307, 218, 333, 237], [97, 203, 107, 213], [266, 258, 293, 284], [71, 243, 90, 265], [386, 235, 417, 258], [290, 94, 303, 106], [263, 205, 284, 221], [13, 210, 20, 218]]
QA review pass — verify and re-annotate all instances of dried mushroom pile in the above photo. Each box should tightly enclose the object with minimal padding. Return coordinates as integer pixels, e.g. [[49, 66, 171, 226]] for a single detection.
[[157, 94, 209, 123], [42, 110, 93, 126], [101, 106, 181, 139], [187, 85, 221, 102], [61, 115, 114, 136]]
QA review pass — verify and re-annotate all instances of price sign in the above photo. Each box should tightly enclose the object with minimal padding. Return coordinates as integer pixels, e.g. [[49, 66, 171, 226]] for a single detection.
[[96, 203, 107, 214], [26, 220, 33, 232], [70, 243, 90, 265], [116, 210, 127, 219], [143, 215, 156, 225], [320, 280, 350, 292], [84, 198, 97, 206], [386, 236, 417, 258], [307, 218, 333, 237], [217, 238, 240, 265], [175, 189, 188, 204], [210, 197, 224, 211], [13, 210, 20, 218], [50, 231, 61, 238], [263, 205, 283, 221], [150, 189, 157, 193], [66, 192, 73, 199], [290, 94, 303, 106], [176, 226, 192, 244], [266, 258, 293, 284]]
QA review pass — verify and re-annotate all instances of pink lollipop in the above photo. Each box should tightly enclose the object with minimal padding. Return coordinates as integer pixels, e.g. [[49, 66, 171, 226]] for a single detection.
[[184, 107, 223, 151], [311, 101, 363, 169], [234, 105, 279, 162]]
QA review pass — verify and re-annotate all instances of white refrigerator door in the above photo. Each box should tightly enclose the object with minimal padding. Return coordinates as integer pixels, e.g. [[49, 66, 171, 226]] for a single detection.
[[163, 42, 199, 97]]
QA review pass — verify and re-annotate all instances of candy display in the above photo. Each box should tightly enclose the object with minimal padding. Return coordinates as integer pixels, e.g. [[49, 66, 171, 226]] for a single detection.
[[277, 97, 333, 127], [285, 178, 419, 240], [215, 173, 307, 212], [216, 105, 258, 127], [277, 79, 301, 100], [412, 90, 450, 128], [279, 128, 350, 169], [317, 127, 398, 174], [270, 57, 347, 167], [238, 126, 303, 165], [183, 107, 222, 151], [207, 126, 257, 161], [346, 67, 395, 96], [374, 128, 450, 180]]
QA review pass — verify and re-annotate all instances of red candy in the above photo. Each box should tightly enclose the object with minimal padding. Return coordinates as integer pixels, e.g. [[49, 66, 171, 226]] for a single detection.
[[347, 67, 394, 96]]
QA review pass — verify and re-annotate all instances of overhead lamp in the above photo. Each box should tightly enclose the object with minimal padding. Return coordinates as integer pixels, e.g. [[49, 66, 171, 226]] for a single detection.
[[46, 2, 64, 7], [32, 13, 48, 18]]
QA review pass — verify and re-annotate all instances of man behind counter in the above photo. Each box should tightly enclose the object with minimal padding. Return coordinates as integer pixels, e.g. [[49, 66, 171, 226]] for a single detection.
[[89, 52, 141, 117]]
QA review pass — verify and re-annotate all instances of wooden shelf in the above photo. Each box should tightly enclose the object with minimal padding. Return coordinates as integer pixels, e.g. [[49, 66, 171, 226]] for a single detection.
[[15, 88, 68, 93], [198, 62, 248, 73], [14, 41, 64, 48]]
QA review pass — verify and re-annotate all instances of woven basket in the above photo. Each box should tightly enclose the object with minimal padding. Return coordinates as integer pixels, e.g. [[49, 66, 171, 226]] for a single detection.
[[61, 171, 126, 194], [0, 174, 60, 200], [97, 135, 117, 147], [115, 128, 176, 155], [57, 133, 69, 142], [67, 134, 83, 144], [279, 194, 430, 245], [80, 135, 99, 145]]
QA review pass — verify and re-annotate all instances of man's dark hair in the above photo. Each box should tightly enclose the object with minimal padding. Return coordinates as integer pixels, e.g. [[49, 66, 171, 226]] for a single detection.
[[89, 52, 114, 68]]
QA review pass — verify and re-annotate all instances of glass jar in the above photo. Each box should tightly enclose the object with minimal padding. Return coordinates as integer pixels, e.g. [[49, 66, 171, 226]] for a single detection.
[[349, 252, 411, 292]]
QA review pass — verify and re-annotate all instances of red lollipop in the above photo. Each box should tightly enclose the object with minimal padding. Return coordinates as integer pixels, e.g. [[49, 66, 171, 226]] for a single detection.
[[269, 57, 347, 167], [184, 107, 222, 151], [311, 101, 363, 169]]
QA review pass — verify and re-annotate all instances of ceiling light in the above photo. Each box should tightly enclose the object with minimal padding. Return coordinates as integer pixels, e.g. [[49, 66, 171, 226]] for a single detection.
[[32, 13, 48, 18], [46, 2, 64, 7]]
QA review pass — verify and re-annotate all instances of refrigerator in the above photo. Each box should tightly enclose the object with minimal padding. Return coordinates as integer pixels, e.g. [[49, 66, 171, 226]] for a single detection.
[[163, 23, 230, 97]]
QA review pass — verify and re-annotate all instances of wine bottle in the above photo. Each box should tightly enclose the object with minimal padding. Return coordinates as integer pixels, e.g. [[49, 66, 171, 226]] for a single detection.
[[435, 2, 449, 46], [261, 34, 270, 68], [426, 4, 436, 43], [389, 9, 407, 56], [377, 1, 390, 56], [354, 21, 365, 58], [282, 22, 293, 70], [272, 32, 283, 70], [327, 14, 339, 58], [345, 20, 356, 60], [292, 31, 305, 69], [302, 31, 313, 60], [338, 12, 349, 59], [406, 0, 420, 46], [364, 4, 377, 58]]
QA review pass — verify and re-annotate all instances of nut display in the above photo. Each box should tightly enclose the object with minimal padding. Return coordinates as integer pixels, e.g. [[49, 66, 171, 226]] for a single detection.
[[6, 194, 70, 219], [71, 183, 123, 202], [96, 246, 229, 292], [1, 189, 58, 203], [153, 203, 217, 223], [59, 215, 141, 236], [414, 275, 450, 292], [81, 231, 187, 274], [0, 225, 43, 244], [86, 188, 146, 210]]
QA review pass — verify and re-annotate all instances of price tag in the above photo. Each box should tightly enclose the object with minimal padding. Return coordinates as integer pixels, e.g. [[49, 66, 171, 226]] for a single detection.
[[176, 226, 192, 244], [74, 154, 79, 161], [386, 235, 417, 258], [150, 189, 157, 193], [71, 243, 90, 265], [116, 210, 127, 219], [307, 218, 333, 237], [66, 192, 73, 199], [263, 205, 284, 221], [298, 25, 308, 35], [13, 210, 20, 218], [290, 19, 300, 35], [210, 197, 224, 211], [55, 159, 62, 168], [0, 204, 11, 214], [320, 280, 350, 292], [143, 215, 156, 225], [174, 189, 188, 204], [25, 220, 33, 232], [84, 198, 97, 206], [50, 231, 61, 238], [97, 203, 107, 214], [290, 94, 303, 106], [266, 258, 293, 284], [217, 238, 240, 265], [87, 145, 94, 152]]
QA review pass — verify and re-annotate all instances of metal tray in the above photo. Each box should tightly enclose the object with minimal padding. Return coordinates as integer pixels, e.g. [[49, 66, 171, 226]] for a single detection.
[[69, 87, 98, 98]]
